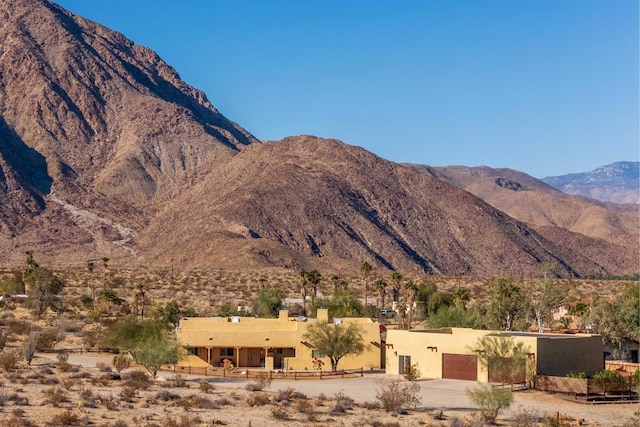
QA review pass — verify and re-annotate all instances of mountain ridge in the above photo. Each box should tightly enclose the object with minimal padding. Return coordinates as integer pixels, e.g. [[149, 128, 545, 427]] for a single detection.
[[0, 0, 636, 278]]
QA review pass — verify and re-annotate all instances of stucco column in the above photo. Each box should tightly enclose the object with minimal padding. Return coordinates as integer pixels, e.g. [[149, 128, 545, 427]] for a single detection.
[[235, 347, 241, 367]]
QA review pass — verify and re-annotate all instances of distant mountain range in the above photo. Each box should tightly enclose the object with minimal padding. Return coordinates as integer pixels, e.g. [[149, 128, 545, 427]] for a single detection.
[[0, 0, 636, 278], [542, 162, 639, 204]]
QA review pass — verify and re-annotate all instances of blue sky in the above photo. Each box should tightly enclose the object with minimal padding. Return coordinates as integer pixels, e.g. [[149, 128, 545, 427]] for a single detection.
[[55, 0, 638, 178]]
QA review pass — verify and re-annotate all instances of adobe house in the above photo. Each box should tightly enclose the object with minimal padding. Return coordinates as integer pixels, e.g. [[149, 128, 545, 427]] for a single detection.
[[177, 309, 383, 371], [385, 328, 603, 382]]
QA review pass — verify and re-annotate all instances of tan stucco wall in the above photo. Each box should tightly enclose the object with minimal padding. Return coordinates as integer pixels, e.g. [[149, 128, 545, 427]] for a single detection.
[[177, 309, 382, 370], [385, 328, 602, 382]]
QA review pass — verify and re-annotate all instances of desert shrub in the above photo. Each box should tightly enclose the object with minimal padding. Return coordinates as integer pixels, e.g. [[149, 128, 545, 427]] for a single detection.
[[247, 392, 270, 407], [8, 320, 32, 336], [22, 333, 37, 366], [403, 363, 421, 381], [155, 390, 180, 402], [8, 392, 29, 406], [3, 413, 32, 427], [112, 353, 130, 373], [35, 328, 62, 351], [81, 331, 100, 348], [42, 386, 69, 407], [56, 351, 69, 364], [122, 370, 150, 389], [592, 369, 625, 395], [102, 394, 119, 411], [0, 349, 22, 371], [466, 384, 513, 422], [38, 376, 60, 385], [57, 362, 72, 373], [511, 406, 543, 426], [565, 371, 586, 378], [198, 379, 214, 393], [0, 331, 8, 351], [113, 421, 128, 427], [334, 391, 354, 409], [95, 362, 112, 372], [254, 371, 272, 390], [270, 405, 290, 420], [167, 373, 188, 388], [361, 401, 382, 410], [181, 394, 218, 410], [61, 378, 77, 390], [51, 410, 85, 426], [375, 379, 422, 414]]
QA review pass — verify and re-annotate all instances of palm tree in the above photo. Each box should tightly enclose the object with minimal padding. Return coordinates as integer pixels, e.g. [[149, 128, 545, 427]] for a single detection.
[[134, 283, 146, 319], [360, 261, 372, 308], [329, 275, 340, 294], [374, 279, 387, 310], [307, 269, 322, 303], [390, 272, 403, 302], [404, 281, 418, 330], [87, 261, 96, 310], [298, 270, 309, 316], [101, 257, 110, 291], [395, 301, 408, 330]]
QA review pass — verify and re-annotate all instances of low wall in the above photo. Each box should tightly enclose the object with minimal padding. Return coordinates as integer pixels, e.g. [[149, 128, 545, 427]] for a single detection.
[[605, 361, 640, 374]]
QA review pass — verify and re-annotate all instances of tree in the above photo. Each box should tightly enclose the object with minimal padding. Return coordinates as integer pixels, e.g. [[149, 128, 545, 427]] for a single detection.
[[133, 283, 146, 319], [307, 270, 322, 304], [302, 321, 365, 371], [254, 287, 284, 318], [310, 288, 363, 318], [390, 272, 403, 302], [525, 279, 567, 332], [452, 287, 470, 309], [101, 257, 110, 290], [298, 270, 309, 316], [27, 266, 65, 317], [485, 278, 530, 331], [102, 318, 181, 378], [156, 301, 197, 328], [404, 281, 418, 330], [373, 279, 387, 310], [428, 304, 476, 328], [86, 261, 96, 310], [471, 335, 531, 387], [395, 301, 408, 330], [360, 261, 372, 307], [329, 275, 340, 294], [586, 285, 640, 359]]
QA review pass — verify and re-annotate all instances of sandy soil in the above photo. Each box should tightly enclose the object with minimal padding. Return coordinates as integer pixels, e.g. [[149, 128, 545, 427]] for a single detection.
[[0, 352, 630, 427]]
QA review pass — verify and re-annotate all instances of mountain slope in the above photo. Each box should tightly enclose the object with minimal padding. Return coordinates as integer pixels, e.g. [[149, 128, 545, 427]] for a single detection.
[[405, 164, 639, 251], [542, 162, 639, 204], [0, 0, 258, 262], [136, 136, 637, 277]]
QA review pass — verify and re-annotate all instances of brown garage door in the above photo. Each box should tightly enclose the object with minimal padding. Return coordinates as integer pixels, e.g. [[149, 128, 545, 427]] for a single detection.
[[442, 354, 478, 381]]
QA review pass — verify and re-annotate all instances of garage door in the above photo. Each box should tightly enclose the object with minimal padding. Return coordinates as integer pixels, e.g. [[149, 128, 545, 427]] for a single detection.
[[442, 354, 477, 381]]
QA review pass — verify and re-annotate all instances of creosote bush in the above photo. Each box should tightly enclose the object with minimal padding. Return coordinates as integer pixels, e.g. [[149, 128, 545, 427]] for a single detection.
[[375, 379, 421, 414], [466, 384, 513, 422]]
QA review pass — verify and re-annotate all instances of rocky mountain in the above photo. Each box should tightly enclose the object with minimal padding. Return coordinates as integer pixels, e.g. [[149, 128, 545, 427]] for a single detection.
[[0, 0, 636, 278], [405, 164, 639, 251], [542, 162, 639, 204]]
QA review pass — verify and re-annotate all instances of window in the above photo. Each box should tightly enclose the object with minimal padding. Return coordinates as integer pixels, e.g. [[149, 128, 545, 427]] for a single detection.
[[276, 348, 283, 354], [399, 355, 411, 375], [219, 348, 234, 357], [312, 349, 326, 358], [187, 347, 200, 356]]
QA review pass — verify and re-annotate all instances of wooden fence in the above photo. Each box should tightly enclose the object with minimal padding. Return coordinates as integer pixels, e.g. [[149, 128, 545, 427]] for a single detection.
[[164, 365, 365, 381], [535, 375, 638, 402], [605, 361, 640, 374]]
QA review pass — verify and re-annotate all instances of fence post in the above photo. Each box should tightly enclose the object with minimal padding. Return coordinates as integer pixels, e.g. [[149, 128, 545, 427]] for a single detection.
[[294, 371, 297, 380], [320, 370, 322, 380], [269, 370, 273, 380], [246, 370, 249, 379], [360, 367, 363, 377]]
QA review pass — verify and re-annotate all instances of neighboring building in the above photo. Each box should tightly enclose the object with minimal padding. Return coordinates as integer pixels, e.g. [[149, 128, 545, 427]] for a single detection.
[[177, 309, 383, 371], [385, 328, 603, 382]]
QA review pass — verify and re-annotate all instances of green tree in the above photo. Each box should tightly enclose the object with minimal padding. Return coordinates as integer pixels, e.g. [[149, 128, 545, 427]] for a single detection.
[[452, 287, 470, 309], [360, 261, 372, 307], [404, 281, 418, 330], [298, 270, 309, 316], [587, 285, 639, 359], [374, 279, 387, 310], [302, 321, 365, 371], [307, 270, 322, 304], [471, 335, 531, 387], [27, 267, 65, 317], [156, 301, 197, 328], [526, 279, 567, 332], [310, 288, 363, 318], [254, 287, 284, 318], [329, 274, 340, 294], [102, 318, 180, 378], [428, 304, 476, 328], [390, 272, 403, 302], [486, 278, 530, 331]]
